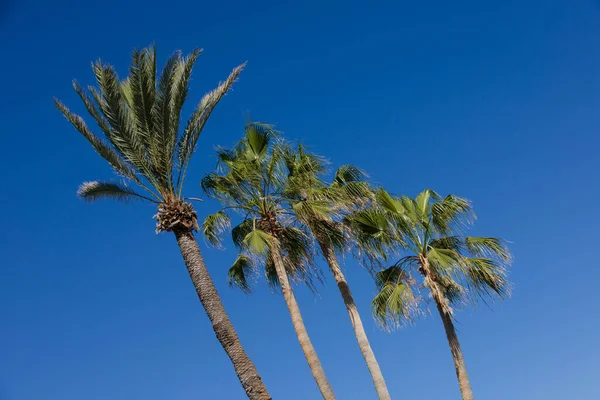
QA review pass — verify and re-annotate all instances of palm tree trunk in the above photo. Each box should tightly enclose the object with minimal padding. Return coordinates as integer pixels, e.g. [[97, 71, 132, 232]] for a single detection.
[[319, 242, 391, 400], [422, 257, 473, 400], [174, 228, 271, 400], [432, 296, 474, 400], [269, 241, 336, 400]]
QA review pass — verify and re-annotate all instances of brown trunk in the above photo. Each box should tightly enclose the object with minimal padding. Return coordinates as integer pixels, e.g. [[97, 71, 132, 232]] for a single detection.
[[319, 242, 391, 400], [422, 257, 474, 400], [174, 228, 271, 400], [269, 240, 336, 400]]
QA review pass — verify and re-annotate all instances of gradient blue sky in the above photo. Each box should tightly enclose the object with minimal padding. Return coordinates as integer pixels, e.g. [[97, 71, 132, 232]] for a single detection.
[[1, 0, 599, 399]]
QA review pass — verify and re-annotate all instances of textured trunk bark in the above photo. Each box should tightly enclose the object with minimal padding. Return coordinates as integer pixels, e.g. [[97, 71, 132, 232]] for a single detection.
[[269, 241, 336, 400], [422, 257, 474, 400], [319, 242, 391, 400], [174, 228, 271, 400], [432, 297, 474, 400]]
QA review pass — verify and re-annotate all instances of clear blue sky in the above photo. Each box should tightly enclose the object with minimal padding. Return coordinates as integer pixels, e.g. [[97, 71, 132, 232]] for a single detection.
[[1, 0, 599, 399]]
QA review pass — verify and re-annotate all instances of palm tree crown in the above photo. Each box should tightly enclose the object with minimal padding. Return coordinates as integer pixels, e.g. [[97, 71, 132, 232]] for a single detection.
[[351, 188, 512, 326], [202, 124, 321, 291], [283, 146, 373, 254], [55, 45, 244, 230]]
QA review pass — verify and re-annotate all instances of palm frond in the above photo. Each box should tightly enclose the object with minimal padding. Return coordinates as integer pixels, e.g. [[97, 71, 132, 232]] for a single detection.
[[264, 251, 281, 290], [77, 181, 155, 203], [71, 81, 124, 153], [243, 229, 273, 255], [334, 164, 367, 185], [271, 227, 323, 292], [464, 257, 510, 301], [345, 209, 399, 262], [376, 188, 402, 214], [292, 200, 332, 223], [372, 266, 418, 329], [313, 220, 347, 254], [337, 181, 374, 207], [289, 145, 328, 178], [427, 247, 465, 276], [91, 61, 151, 178], [231, 219, 254, 249], [127, 46, 156, 153], [202, 211, 231, 248], [155, 49, 204, 189], [228, 254, 254, 293], [245, 122, 273, 159], [415, 189, 439, 221], [176, 63, 246, 193], [54, 99, 141, 184], [465, 237, 512, 263], [431, 194, 473, 234], [429, 236, 465, 252]]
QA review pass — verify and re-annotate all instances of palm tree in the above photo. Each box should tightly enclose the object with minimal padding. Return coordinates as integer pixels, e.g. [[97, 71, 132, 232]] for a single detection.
[[202, 125, 336, 399], [282, 147, 391, 400], [349, 189, 512, 400], [54, 46, 271, 400]]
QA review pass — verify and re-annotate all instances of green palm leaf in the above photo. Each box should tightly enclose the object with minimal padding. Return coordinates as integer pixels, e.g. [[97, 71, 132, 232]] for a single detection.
[[202, 211, 231, 248], [464, 257, 509, 300], [54, 99, 141, 184], [372, 266, 417, 328], [465, 237, 512, 263], [243, 229, 273, 255], [333, 164, 367, 185], [228, 254, 254, 293], [176, 62, 246, 193], [77, 181, 155, 203]]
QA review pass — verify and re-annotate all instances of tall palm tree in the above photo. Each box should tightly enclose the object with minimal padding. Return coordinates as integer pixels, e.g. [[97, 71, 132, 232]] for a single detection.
[[202, 125, 336, 399], [349, 189, 512, 400], [54, 46, 271, 400], [282, 146, 391, 400]]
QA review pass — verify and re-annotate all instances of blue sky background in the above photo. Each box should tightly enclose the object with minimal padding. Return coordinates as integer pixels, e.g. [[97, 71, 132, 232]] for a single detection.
[[1, 0, 599, 399]]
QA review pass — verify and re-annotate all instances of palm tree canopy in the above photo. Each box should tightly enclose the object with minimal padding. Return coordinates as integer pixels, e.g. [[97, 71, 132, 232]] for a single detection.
[[282, 146, 374, 255], [349, 188, 513, 328], [203, 126, 376, 291], [201, 124, 323, 292], [55, 45, 245, 231]]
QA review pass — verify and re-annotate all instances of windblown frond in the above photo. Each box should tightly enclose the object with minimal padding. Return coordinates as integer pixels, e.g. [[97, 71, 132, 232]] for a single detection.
[[431, 194, 473, 234], [202, 211, 231, 248], [464, 257, 510, 300], [228, 254, 254, 293], [232, 219, 254, 249], [176, 63, 246, 193], [91, 60, 152, 181], [429, 236, 465, 252], [334, 164, 367, 185], [465, 237, 512, 263], [77, 181, 154, 203], [372, 266, 418, 329], [347, 209, 400, 255], [54, 99, 141, 184], [292, 200, 332, 223], [375, 188, 396, 212]]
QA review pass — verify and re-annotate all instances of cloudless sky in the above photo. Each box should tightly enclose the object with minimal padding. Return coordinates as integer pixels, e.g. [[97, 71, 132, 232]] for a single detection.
[[1, 0, 599, 399]]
